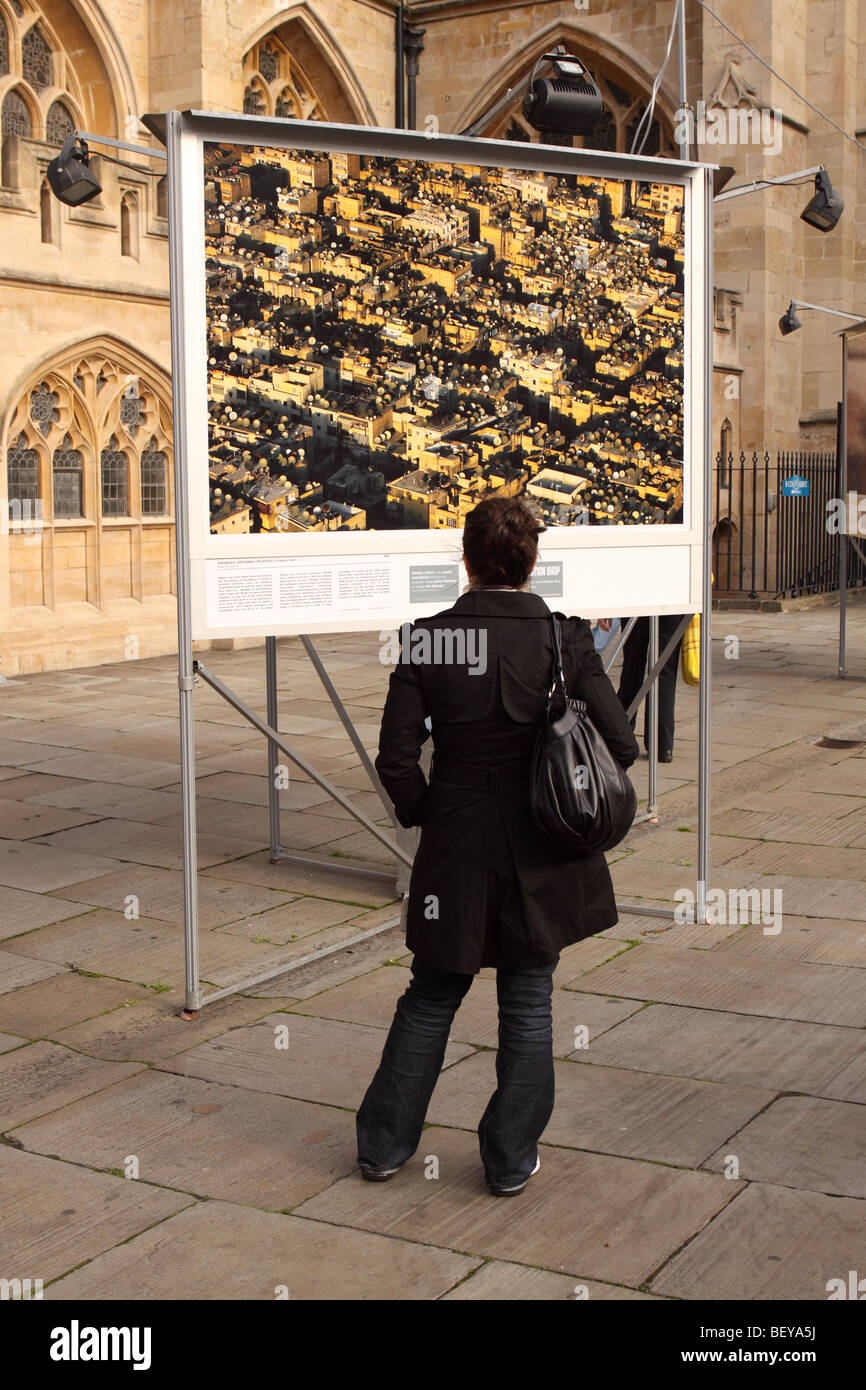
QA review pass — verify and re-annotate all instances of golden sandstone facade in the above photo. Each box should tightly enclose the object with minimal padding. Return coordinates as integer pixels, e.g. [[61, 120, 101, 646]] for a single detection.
[[0, 0, 860, 674]]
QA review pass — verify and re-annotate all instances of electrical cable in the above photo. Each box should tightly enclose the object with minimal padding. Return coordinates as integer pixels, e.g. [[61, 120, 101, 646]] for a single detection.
[[629, 0, 681, 154]]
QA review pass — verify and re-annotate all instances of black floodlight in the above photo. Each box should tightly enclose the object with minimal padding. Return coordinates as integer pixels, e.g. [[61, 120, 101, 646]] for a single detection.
[[522, 46, 603, 136], [800, 169, 844, 232], [46, 134, 101, 205], [779, 301, 801, 335]]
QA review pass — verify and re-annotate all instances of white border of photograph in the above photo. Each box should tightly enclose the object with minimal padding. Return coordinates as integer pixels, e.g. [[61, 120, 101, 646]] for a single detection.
[[167, 110, 714, 637]]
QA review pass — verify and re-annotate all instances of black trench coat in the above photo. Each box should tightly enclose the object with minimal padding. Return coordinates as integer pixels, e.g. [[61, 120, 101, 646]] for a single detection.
[[375, 588, 640, 974]]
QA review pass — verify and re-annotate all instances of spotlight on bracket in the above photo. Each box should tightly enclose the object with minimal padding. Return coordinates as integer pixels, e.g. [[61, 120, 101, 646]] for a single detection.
[[779, 301, 802, 336], [800, 169, 844, 232], [522, 46, 603, 136], [46, 134, 101, 206]]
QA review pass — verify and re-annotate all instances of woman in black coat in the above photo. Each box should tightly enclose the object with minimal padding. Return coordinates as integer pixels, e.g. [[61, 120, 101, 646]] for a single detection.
[[356, 497, 639, 1195]]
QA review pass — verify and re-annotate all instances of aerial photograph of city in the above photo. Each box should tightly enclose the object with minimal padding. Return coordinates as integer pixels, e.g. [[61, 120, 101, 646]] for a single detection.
[[204, 141, 686, 535]]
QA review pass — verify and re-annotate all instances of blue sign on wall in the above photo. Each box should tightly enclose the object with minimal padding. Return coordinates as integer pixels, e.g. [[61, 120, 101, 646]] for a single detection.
[[781, 474, 810, 497]]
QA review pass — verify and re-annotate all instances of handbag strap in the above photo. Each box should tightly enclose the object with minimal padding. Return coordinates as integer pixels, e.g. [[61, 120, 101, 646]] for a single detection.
[[547, 613, 568, 712]]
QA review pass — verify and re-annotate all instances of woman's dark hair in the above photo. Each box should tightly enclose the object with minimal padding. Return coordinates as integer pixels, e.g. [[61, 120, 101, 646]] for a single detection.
[[462, 497, 545, 588]]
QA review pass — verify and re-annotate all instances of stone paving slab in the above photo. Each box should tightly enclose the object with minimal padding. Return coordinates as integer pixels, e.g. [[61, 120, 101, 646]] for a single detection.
[[11, 1069, 361, 1211], [424, 1051, 774, 1167], [32, 818, 266, 871], [0, 885, 92, 939], [159, 1011, 474, 1109], [296, 965, 641, 1054], [0, 736, 79, 767], [576, 943, 866, 1025], [48, 1200, 478, 1300], [702, 1096, 866, 1198], [711, 804, 866, 847], [556, 936, 635, 982], [759, 873, 866, 920], [649, 1183, 866, 1300], [293, 1126, 742, 1287], [0, 1032, 28, 1053], [28, 781, 185, 823], [22, 750, 181, 788], [52, 992, 288, 1064], [0, 1039, 143, 1129], [580, 1003, 866, 1098], [442, 1262, 662, 1300], [0, 798, 100, 840], [0, 838, 123, 892], [0, 972, 151, 1036], [0, 1146, 193, 1286], [200, 851, 399, 907], [714, 917, 866, 968], [245, 922, 407, 1000], [0, 950, 64, 994], [718, 840, 866, 882], [15, 909, 308, 988], [217, 895, 366, 945], [47, 865, 298, 926]]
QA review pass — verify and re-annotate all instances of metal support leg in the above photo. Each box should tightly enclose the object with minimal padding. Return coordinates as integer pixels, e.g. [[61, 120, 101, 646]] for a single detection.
[[301, 634, 397, 824], [647, 615, 659, 819], [839, 533, 848, 678], [194, 659, 412, 869], [265, 637, 282, 861]]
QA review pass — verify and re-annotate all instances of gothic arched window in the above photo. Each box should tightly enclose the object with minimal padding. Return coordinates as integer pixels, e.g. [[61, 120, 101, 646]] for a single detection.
[[242, 34, 326, 121], [6, 432, 39, 507], [46, 99, 74, 146], [243, 82, 266, 116], [21, 24, 52, 92], [482, 57, 674, 155], [101, 434, 128, 515], [141, 438, 168, 515], [0, 14, 8, 77], [120, 191, 139, 258], [2, 88, 32, 139], [53, 435, 83, 516]]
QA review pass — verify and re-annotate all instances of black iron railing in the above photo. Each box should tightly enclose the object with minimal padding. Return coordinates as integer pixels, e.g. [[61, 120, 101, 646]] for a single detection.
[[712, 450, 866, 598]]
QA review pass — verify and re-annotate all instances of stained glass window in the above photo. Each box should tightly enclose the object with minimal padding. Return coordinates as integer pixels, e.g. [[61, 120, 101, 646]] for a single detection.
[[22, 26, 52, 92], [243, 83, 265, 116], [275, 89, 299, 119], [141, 438, 167, 515], [2, 89, 32, 140], [259, 44, 278, 84], [0, 17, 8, 78], [7, 433, 39, 505], [120, 389, 144, 436], [46, 100, 74, 146], [53, 435, 83, 517], [101, 435, 128, 515]]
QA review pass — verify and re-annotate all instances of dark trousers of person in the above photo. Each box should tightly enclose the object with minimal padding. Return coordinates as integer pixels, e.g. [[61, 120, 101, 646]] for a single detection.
[[356, 955, 557, 1189], [616, 615, 684, 755]]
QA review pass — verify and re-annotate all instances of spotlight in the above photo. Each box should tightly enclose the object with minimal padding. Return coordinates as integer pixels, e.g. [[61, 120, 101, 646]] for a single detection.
[[46, 135, 101, 206], [800, 170, 843, 232], [779, 302, 801, 335], [522, 46, 603, 136]]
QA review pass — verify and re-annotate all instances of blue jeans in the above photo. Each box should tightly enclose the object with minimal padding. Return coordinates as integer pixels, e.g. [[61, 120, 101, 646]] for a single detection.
[[356, 955, 558, 1189]]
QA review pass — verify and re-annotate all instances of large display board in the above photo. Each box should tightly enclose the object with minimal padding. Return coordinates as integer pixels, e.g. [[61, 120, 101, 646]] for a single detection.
[[167, 111, 713, 638]]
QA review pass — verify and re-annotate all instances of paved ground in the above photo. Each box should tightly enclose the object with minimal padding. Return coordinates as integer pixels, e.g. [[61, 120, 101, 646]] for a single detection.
[[1, 607, 865, 1301]]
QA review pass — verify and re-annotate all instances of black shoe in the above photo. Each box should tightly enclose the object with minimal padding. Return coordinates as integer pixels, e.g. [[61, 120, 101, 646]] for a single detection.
[[487, 1155, 541, 1197], [358, 1159, 402, 1182], [660, 749, 674, 763]]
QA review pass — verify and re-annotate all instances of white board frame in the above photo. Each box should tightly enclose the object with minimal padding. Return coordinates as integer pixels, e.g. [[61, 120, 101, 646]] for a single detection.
[[167, 109, 714, 638]]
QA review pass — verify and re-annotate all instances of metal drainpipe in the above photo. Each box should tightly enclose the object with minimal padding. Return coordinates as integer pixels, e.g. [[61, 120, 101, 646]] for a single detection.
[[403, 26, 426, 132], [395, 0, 405, 129]]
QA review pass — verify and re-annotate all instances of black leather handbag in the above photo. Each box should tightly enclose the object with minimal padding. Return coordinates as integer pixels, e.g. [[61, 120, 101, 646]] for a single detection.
[[530, 614, 637, 853]]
